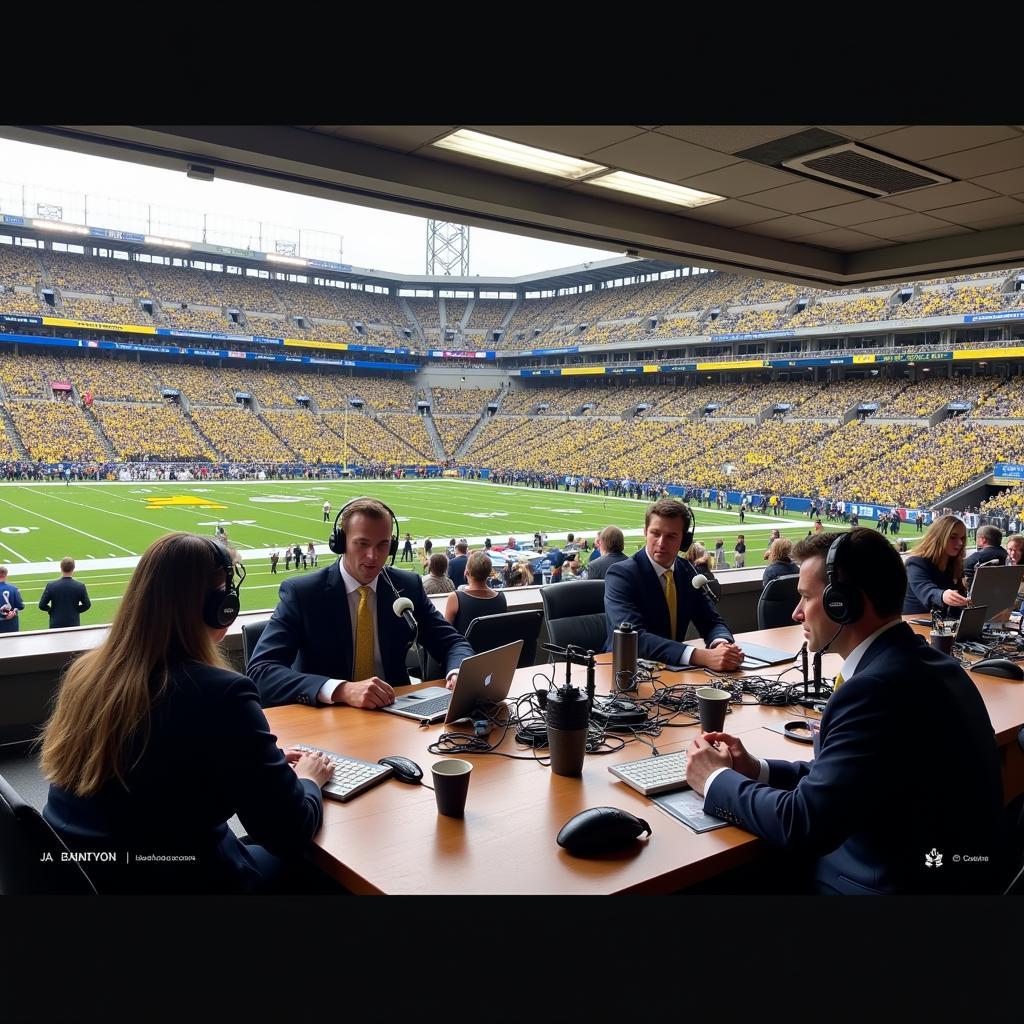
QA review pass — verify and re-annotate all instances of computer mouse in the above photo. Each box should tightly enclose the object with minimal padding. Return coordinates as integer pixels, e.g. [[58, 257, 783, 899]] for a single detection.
[[556, 806, 652, 856], [970, 658, 1024, 680], [377, 756, 424, 783]]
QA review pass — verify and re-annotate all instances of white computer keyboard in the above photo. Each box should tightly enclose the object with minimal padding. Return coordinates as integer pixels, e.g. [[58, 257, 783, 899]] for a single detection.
[[608, 751, 688, 796], [292, 744, 393, 802]]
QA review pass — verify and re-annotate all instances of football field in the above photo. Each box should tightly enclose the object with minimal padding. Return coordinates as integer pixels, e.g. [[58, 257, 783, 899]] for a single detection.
[[0, 478, 902, 632]]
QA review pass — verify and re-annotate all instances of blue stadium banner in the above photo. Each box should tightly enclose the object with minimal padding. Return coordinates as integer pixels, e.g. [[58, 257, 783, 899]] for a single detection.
[[606, 365, 644, 375], [250, 336, 285, 347], [518, 368, 562, 377], [1, 214, 26, 226], [88, 227, 146, 242], [659, 362, 698, 372], [769, 356, 852, 367], [994, 463, 1024, 480], [709, 329, 798, 342], [965, 311, 1024, 323], [0, 313, 43, 327], [532, 346, 580, 356], [427, 349, 495, 359], [307, 259, 354, 273]]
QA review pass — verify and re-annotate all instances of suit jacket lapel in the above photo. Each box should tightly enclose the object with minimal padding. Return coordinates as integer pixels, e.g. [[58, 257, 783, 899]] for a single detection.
[[325, 560, 355, 677]]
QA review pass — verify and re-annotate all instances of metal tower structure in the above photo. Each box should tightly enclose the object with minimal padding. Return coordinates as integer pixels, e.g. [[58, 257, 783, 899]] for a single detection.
[[426, 221, 469, 276]]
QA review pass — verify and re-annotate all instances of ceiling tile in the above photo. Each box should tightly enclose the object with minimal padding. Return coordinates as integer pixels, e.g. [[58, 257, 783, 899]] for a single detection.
[[887, 224, 975, 242], [927, 136, 1024, 178], [821, 126, 908, 140], [795, 228, 885, 251], [307, 126, 457, 153], [749, 215, 834, 239], [653, 126, 807, 153], [587, 133, 737, 179], [468, 125, 645, 158], [676, 161, 802, 196], [969, 168, 1024, 196], [861, 125, 1018, 161], [853, 212, 959, 239], [884, 180, 999, 211], [744, 179, 862, 214], [938, 195, 1024, 226], [682, 198, 786, 226], [959, 213, 1024, 231], [806, 199, 911, 227]]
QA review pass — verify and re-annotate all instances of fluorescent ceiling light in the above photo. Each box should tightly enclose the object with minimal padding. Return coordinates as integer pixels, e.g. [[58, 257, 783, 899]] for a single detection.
[[432, 129, 606, 181], [588, 171, 724, 208]]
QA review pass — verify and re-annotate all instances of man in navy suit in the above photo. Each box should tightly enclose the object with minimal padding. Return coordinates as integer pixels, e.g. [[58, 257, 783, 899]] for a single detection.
[[604, 498, 745, 671], [446, 540, 469, 588], [248, 498, 474, 709], [687, 528, 1004, 894]]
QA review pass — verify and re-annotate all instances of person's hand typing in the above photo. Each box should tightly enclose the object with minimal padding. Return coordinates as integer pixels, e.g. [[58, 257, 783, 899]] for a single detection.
[[445, 670, 459, 691], [293, 751, 334, 788], [336, 677, 396, 708], [943, 589, 970, 608]]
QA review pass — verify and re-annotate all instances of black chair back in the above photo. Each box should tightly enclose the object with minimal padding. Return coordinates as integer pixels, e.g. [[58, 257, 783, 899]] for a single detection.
[[241, 619, 270, 669], [0, 772, 96, 894], [757, 574, 800, 630], [465, 609, 543, 668], [540, 580, 607, 657]]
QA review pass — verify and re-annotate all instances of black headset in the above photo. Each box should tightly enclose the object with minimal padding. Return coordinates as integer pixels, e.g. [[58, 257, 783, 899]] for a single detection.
[[328, 497, 400, 562], [822, 532, 863, 625], [681, 502, 696, 551], [203, 538, 244, 629]]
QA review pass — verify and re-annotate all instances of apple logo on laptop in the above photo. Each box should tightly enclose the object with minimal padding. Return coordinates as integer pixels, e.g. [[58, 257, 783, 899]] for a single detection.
[[483, 673, 493, 688]]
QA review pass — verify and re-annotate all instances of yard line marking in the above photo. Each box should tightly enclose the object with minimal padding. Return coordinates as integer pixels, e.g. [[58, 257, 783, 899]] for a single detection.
[[0, 494, 137, 555], [0, 541, 28, 562]]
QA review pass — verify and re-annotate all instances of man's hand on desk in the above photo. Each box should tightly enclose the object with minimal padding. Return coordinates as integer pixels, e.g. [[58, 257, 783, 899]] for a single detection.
[[687, 732, 759, 795], [334, 677, 396, 708], [691, 642, 745, 672], [445, 670, 459, 690]]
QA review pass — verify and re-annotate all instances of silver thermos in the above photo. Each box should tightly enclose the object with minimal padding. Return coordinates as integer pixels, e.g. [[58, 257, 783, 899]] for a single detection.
[[612, 621, 638, 692]]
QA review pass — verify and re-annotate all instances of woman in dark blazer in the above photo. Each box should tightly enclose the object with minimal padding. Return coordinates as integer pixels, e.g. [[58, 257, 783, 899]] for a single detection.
[[903, 514, 970, 615], [762, 538, 799, 589], [41, 532, 334, 894]]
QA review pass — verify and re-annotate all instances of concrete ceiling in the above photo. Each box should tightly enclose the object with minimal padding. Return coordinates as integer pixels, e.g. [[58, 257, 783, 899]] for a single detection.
[[5, 124, 1024, 289]]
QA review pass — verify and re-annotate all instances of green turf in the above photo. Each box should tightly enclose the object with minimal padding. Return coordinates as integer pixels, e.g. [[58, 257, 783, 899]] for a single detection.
[[0, 479, 924, 632]]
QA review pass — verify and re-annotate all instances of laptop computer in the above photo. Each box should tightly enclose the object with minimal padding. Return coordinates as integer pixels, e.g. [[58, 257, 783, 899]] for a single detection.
[[381, 640, 523, 724], [969, 564, 1024, 624], [739, 641, 797, 669], [954, 605, 989, 643]]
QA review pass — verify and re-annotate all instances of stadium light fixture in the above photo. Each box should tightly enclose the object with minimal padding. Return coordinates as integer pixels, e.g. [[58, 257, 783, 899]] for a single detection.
[[34, 220, 89, 235], [431, 129, 607, 181], [587, 171, 724, 208], [267, 254, 307, 267], [145, 236, 191, 249]]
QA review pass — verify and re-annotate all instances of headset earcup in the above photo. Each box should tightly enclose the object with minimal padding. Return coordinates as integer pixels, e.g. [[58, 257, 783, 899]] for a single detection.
[[329, 527, 345, 555], [202, 587, 239, 629]]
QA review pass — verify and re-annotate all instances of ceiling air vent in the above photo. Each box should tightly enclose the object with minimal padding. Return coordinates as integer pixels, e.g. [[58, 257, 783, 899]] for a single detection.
[[782, 143, 951, 197]]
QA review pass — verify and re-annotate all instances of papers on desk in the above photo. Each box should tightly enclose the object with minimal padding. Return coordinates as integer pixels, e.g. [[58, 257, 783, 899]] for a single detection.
[[650, 788, 729, 833]]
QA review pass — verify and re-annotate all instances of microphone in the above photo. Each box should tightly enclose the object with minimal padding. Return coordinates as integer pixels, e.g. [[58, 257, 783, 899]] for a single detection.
[[392, 596, 417, 632], [691, 573, 720, 604]]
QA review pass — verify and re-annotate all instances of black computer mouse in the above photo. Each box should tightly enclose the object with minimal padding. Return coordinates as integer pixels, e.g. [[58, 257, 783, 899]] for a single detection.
[[970, 658, 1024, 680], [556, 806, 652, 856], [378, 756, 424, 783]]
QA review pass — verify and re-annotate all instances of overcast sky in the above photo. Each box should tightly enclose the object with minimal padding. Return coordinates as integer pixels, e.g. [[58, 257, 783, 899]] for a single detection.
[[0, 137, 619, 276]]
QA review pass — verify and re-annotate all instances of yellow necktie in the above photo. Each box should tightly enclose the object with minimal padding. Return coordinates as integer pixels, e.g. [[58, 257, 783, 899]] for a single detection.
[[834, 671, 844, 690], [354, 585, 375, 680], [663, 569, 677, 640]]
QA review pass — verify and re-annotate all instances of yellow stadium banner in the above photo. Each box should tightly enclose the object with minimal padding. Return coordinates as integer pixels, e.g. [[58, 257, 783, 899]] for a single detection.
[[695, 359, 768, 371], [852, 353, 876, 364], [953, 346, 1024, 361], [561, 365, 605, 376], [643, 364, 660, 373], [283, 337, 348, 351], [42, 317, 157, 335]]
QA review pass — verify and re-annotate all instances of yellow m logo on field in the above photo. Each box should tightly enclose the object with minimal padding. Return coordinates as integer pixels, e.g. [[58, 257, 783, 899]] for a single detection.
[[145, 495, 228, 510]]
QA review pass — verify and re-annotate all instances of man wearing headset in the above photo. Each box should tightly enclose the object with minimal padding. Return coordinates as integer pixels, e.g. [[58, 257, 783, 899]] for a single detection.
[[686, 528, 1005, 894], [604, 498, 744, 671], [249, 498, 474, 710]]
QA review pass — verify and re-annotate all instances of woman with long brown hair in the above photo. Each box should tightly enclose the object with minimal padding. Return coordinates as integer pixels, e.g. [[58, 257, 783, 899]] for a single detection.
[[903, 514, 970, 615], [41, 532, 333, 893]]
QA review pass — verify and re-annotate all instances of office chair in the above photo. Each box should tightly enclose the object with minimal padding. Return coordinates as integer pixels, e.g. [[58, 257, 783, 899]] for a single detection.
[[540, 580, 607, 657], [757, 574, 801, 630], [465, 609, 543, 668], [241, 619, 270, 669], [0, 772, 96, 894]]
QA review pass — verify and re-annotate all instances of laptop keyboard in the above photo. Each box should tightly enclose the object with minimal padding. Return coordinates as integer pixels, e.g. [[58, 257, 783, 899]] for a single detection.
[[609, 751, 689, 796], [400, 693, 452, 719], [292, 744, 393, 802]]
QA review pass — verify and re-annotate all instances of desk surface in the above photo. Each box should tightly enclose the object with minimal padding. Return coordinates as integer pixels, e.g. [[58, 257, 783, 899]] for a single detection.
[[266, 620, 1024, 895]]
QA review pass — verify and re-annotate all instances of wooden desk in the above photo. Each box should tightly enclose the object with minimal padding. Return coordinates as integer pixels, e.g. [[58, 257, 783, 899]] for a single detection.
[[265, 622, 1024, 893]]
